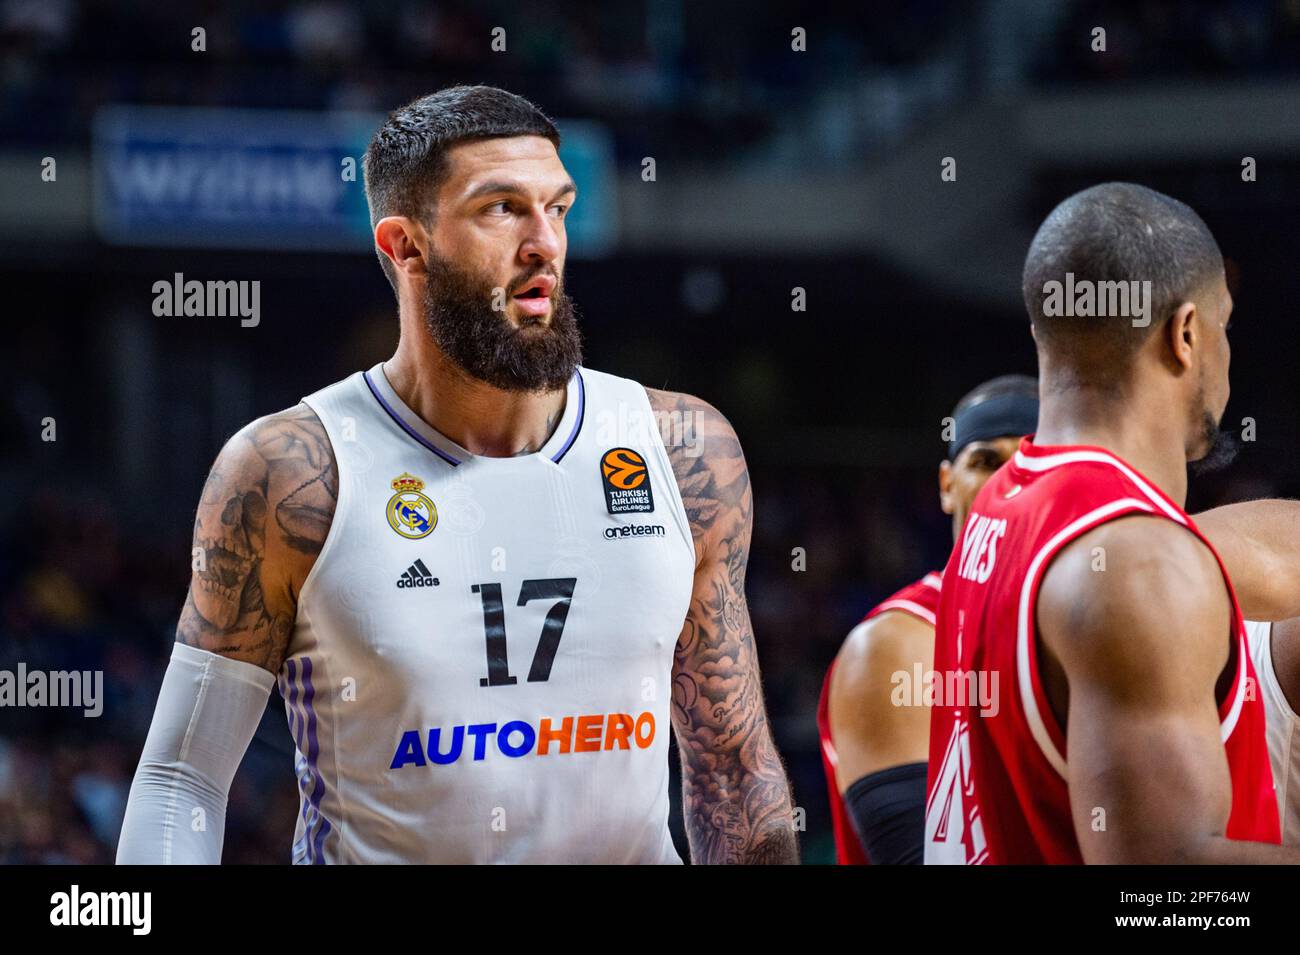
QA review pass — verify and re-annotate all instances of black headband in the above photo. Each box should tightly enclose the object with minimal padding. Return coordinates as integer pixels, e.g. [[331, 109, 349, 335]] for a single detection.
[[949, 392, 1039, 460]]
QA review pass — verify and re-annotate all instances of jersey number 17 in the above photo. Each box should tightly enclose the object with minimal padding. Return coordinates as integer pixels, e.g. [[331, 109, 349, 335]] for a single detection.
[[471, 578, 578, 687]]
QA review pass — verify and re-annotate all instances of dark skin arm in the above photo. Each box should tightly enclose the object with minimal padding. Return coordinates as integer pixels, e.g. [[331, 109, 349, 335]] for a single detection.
[[1197, 500, 1300, 621], [179, 404, 338, 673], [1269, 617, 1300, 716], [827, 611, 932, 792], [1038, 515, 1300, 863], [647, 388, 799, 864]]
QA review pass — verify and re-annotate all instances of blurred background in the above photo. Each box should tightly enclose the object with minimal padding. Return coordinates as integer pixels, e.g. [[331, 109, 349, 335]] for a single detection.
[[4, 0, 1300, 863]]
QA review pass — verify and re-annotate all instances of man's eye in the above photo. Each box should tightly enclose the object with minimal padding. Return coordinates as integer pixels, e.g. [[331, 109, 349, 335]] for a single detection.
[[486, 201, 510, 214], [549, 204, 568, 217]]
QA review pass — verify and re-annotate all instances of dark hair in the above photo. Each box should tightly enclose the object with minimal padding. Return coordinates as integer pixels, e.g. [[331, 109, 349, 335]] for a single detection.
[[1022, 182, 1224, 380], [951, 373, 1038, 418], [363, 85, 561, 290]]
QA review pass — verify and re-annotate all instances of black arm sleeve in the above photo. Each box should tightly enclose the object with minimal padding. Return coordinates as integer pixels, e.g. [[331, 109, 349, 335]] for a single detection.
[[843, 761, 927, 865]]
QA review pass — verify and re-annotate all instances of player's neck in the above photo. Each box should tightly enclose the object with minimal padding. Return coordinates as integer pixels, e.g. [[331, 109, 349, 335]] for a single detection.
[[383, 340, 568, 458], [1035, 389, 1189, 507]]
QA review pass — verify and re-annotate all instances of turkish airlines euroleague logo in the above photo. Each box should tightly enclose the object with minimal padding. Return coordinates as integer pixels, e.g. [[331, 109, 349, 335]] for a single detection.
[[600, 447, 655, 514]]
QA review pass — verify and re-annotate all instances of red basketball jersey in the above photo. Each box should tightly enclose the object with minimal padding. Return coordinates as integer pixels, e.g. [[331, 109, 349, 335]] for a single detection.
[[819, 572, 942, 865], [924, 437, 1280, 864]]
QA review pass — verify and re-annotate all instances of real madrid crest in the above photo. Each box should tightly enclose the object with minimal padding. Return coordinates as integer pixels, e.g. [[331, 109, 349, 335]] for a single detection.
[[386, 472, 437, 540]]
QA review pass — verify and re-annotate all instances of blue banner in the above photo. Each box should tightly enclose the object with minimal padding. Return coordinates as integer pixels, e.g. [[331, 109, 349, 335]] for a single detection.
[[92, 105, 617, 256]]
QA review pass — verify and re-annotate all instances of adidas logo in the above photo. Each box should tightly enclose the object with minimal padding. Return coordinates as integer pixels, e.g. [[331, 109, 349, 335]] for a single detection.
[[396, 559, 440, 589]]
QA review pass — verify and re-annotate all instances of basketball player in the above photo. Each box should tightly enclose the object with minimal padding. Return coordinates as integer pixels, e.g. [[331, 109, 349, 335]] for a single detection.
[[925, 182, 1300, 863], [116, 86, 798, 864], [1243, 620, 1300, 843], [818, 375, 1038, 864], [1195, 516, 1300, 845]]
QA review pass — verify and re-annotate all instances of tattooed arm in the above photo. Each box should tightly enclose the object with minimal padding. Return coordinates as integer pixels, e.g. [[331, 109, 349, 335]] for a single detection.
[[118, 405, 337, 863], [179, 404, 338, 672], [646, 388, 798, 864]]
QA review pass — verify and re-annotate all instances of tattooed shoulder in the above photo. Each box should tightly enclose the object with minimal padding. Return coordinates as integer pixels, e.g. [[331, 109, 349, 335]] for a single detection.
[[179, 403, 338, 673], [643, 387, 751, 564]]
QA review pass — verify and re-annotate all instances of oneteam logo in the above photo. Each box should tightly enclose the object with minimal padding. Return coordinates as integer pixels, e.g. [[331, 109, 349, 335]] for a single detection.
[[603, 523, 665, 540]]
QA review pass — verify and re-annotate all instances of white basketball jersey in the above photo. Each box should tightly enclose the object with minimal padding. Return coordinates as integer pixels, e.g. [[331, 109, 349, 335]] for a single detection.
[[282, 362, 696, 863], [1244, 620, 1300, 845]]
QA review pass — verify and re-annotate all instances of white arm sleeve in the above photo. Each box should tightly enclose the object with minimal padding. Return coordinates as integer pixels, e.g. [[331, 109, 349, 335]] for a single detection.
[[116, 642, 275, 864]]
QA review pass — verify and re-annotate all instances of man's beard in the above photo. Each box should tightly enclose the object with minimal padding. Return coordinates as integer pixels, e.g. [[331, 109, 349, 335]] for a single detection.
[[1189, 409, 1238, 476], [420, 252, 583, 393]]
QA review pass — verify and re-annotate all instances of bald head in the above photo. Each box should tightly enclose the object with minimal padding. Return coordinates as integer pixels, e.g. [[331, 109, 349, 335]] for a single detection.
[[1023, 182, 1224, 383]]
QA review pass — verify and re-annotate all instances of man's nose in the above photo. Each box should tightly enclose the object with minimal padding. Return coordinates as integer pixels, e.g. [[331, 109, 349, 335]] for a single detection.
[[519, 208, 562, 263]]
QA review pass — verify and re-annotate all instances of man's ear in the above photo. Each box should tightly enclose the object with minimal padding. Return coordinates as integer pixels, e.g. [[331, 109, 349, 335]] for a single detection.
[[1166, 300, 1198, 372], [375, 217, 430, 281], [939, 459, 955, 515]]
